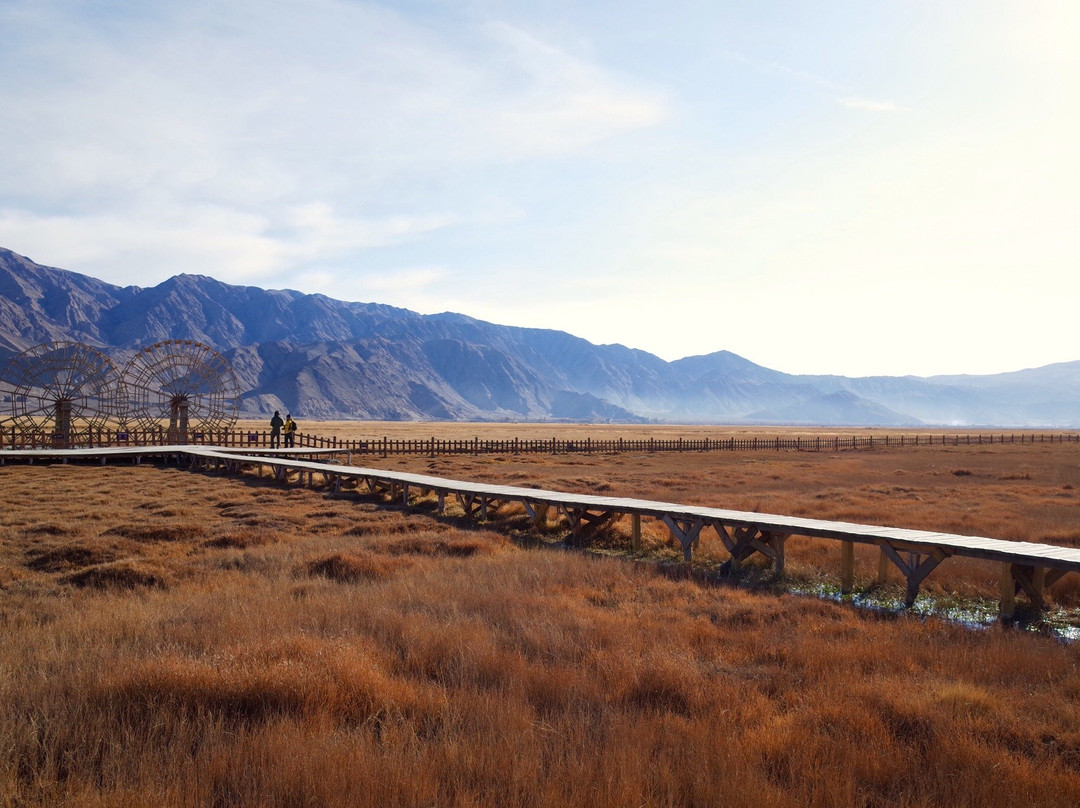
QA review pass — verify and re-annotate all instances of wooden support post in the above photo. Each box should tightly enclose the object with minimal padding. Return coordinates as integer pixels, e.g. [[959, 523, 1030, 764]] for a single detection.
[[437, 492, 446, 515], [841, 541, 855, 594], [877, 546, 890, 584], [771, 533, 787, 574], [1000, 562, 1017, 619], [631, 514, 641, 553]]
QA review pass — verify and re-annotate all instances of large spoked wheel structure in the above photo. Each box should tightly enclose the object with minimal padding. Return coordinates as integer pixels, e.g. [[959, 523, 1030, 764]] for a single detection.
[[0, 341, 125, 448], [125, 340, 240, 443]]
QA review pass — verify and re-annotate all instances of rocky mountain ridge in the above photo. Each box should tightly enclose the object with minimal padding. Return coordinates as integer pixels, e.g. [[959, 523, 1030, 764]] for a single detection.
[[2, 246, 1078, 426]]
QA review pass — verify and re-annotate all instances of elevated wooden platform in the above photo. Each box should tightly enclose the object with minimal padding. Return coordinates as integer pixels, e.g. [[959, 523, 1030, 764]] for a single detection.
[[4, 444, 1078, 618]]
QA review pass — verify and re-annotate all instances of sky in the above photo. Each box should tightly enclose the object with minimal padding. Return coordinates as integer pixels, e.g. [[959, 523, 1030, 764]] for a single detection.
[[1, 0, 1078, 378]]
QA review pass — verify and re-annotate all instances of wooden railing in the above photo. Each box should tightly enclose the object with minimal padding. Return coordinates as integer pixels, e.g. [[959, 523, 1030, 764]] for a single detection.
[[339, 432, 1080, 456], [1, 426, 1077, 454]]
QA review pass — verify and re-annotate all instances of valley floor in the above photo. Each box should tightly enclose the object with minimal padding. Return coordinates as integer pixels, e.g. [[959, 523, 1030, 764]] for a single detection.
[[2, 435, 1080, 806]]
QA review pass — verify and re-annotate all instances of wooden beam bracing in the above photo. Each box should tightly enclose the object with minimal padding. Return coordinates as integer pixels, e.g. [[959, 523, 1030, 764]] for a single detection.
[[714, 523, 788, 573], [456, 493, 502, 519], [561, 506, 620, 544], [879, 542, 948, 606], [1009, 564, 1049, 611], [662, 515, 706, 561]]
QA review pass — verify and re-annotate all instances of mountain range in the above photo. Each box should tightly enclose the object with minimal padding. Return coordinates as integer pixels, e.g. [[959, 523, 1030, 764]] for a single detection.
[[2, 246, 1078, 427]]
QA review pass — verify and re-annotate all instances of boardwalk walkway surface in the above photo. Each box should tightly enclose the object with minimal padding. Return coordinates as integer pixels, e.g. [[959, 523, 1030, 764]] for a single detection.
[[4, 444, 1078, 619]]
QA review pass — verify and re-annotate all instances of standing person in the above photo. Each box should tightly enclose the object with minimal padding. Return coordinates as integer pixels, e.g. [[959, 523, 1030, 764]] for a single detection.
[[269, 410, 283, 449], [283, 414, 297, 448]]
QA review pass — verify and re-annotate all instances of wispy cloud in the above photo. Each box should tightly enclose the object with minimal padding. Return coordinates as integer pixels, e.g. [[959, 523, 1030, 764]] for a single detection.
[[721, 48, 909, 114], [836, 97, 910, 113], [479, 21, 667, 154], [719, 48, 843, 92]]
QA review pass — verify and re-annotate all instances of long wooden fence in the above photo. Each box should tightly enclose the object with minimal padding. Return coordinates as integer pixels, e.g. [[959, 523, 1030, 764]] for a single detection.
[[1, 426, 1078, 454]]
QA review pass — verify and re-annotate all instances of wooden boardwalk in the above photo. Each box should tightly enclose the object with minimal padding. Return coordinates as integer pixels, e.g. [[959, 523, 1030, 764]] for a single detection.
[[5, 444, 1079, 619]]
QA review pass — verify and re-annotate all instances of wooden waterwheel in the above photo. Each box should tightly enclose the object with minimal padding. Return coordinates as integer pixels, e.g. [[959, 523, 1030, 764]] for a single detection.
[[124, 340, 240, 443], [0, 341, 124, 448]]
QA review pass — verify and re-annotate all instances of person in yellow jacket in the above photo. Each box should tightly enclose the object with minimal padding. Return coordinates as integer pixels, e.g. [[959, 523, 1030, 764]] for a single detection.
[[283, 414, 297, 448]]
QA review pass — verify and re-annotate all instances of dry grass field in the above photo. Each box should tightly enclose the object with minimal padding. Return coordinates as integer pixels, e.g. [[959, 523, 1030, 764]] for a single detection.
[[2, 425, 1080, 806]]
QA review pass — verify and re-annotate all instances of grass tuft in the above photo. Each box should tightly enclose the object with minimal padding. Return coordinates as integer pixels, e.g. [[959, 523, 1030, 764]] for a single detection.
[[384, 531, 508, 557], [26, 544, 118, 572], [204, 528, 275, 549], [63, 560, 169, 590], [102, 523, 208, 542], [304, 551, 411, 583]]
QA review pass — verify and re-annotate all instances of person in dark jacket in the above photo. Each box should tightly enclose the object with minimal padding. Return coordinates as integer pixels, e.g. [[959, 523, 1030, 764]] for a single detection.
[[270, 410, 283, 448]]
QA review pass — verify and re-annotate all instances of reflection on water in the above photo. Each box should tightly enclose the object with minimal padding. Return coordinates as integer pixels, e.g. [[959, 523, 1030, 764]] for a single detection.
[[787, 581, 1080, 642]]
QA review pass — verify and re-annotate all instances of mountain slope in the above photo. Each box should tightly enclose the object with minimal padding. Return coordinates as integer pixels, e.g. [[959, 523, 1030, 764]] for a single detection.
[[0, 249, 135, 351]]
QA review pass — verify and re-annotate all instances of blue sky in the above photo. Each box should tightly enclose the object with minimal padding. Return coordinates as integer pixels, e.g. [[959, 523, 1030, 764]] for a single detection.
[[1, 1, 1078, 377]]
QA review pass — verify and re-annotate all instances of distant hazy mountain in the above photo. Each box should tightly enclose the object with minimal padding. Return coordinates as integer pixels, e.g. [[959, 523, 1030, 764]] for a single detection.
[[2, 246, 1078, 426]]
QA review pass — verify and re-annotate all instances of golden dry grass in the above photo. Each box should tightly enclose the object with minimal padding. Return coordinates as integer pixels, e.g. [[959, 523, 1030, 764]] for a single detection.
[[2, 433, 1080, 806]]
